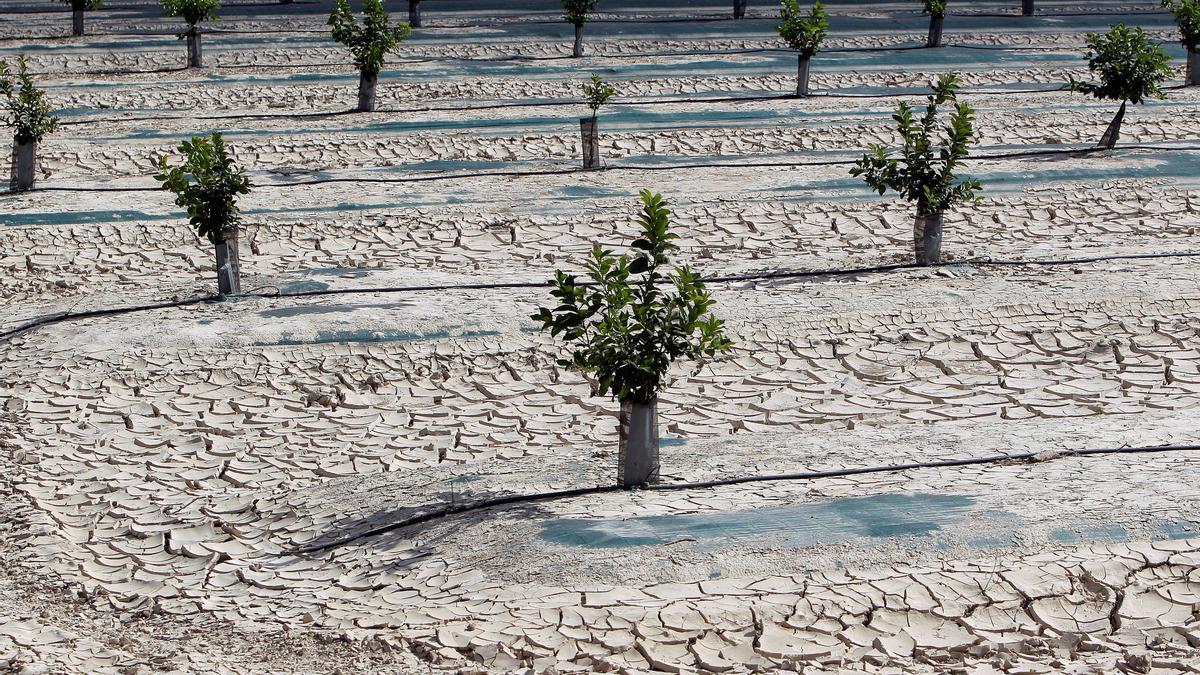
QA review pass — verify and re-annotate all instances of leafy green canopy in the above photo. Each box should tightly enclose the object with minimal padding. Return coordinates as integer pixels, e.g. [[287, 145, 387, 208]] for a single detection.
[[583, 73, 615, 119], [0, 56, 59, 145], [329, 0, 412, 76], [161, 0, 219, 36], [533, 190, 733, 404], [922, 0, 947, 18], [850, 73, 981, 217], [563, 0, 599, 26], [57, 0, 102, 11], [777, 0, 828, 57], [155, 133, 252, 246], [1071, 23, 1171, 104], [1162, 0, 1200, 50]]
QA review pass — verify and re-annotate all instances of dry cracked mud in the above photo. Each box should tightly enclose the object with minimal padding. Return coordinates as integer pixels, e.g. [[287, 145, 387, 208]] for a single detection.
[[2, 0, 1200, 673]]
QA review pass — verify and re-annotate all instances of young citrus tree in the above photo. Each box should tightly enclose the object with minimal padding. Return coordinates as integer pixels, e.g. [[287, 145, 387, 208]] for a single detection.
[[580, 73, 614, 169], [1071, 23, 1171, 149], [923, 0, 947, 47], [533, 190, 733, 487], [564, 0, 599, 58], [155, 133, 252, 296], [1163, 0, 1200, 86], [777, 0, 828, 97], [161, 0, 219, 68], [329, 0, 412, 112], [1, 56, 59, 192], [56, 0, 102, 37], [850, 73, 981, 265]]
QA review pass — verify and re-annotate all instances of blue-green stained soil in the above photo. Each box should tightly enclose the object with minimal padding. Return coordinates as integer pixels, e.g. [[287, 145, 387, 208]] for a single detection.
[[540, 492, 978, 549], [540, 491, 1198, 551]]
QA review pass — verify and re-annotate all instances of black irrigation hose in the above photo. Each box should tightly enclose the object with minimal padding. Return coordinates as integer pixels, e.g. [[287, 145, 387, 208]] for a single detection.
[[0, 294, 215, 342], [3, 249, 1199, 344], [17, 143, 1200, 194], [17, 141, 1200, 196], [968, 9, 1171, 17], [63, 40, 1092, 77], [56, 85, 1079, 127], [285, 442, 1200, 555]]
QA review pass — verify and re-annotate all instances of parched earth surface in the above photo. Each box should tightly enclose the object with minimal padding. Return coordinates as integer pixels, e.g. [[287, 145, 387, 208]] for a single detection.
[[3, 0, 1200, 673]]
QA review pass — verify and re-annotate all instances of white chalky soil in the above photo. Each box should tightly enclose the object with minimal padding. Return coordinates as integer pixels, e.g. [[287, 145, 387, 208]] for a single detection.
[[2, 1, 1200, 673]]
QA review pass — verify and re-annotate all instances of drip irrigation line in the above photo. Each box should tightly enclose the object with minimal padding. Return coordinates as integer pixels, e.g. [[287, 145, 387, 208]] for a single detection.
[[199, 144, 1200, 185], [239, 250, 1200, 302], [815, 85, 1070, 98], [18, 141, 1200, 197], [71, 40, 1087, 77], [18, 143, 1200, 194], [285, 442, 1200, 555], [57, 84, 1083, 128], [967, 9, 1170, 17], [3, 249, 1198, 345], [0, 294, 216, 342], [30, 32, 1118, 77], [947, 42, 1074, 52]]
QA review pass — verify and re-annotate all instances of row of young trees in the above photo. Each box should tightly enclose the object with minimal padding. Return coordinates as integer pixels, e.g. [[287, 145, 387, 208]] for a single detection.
[[2, 20, 1182, 192], [48, 0, 1200, 97], [0, 35, 1190, 489], [782, 0, 1195, 96]]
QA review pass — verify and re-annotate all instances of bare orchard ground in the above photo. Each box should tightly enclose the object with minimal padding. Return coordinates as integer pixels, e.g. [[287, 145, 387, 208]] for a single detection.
[[2, 0, 1200, 673]]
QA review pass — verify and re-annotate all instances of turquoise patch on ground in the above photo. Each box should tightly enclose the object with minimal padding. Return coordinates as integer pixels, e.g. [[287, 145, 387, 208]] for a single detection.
[[540, 492, 976, 549]]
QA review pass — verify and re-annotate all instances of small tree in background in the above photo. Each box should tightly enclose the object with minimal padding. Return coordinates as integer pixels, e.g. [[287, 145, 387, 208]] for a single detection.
[[56, 0, 102, 37], [409, 0, 423, 28], [533, 190, 733, 488], [850, 74, 981, 265], [777, 0, 828, 96], [1163, 0, 1200, 86], [1022, 0, 1034, 15], [923, 0, 947, 47], [1, 56, 59, 192], [329, 0, 412, 113], [734, 0, 749, 19], [580, 73, 614, 169], [161, 0, 219, 68], [156, 133, 252, 296], [564, 0, 599, 58], [1070, 23, 1171, 149]]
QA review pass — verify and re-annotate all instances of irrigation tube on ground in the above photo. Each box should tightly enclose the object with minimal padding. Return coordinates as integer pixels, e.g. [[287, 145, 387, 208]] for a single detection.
[[21, 144, 1200, 195], [3, 250, 1199, 344], [57, 84, 1082, 128], [285, 442, 1200, 555]]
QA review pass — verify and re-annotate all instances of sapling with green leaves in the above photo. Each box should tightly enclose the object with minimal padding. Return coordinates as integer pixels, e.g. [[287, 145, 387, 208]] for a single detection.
[[1163, 0, 1200, 85], [777, 0, 828, 96], [850, 73, 981, 265], [923, 0, 947, 47], [533, 190, 733, 487], [56, 0, 102, 37], [564, 0, 599, 58], [1070, 23, 1171, 149], [579, 73, 614, 168], [1, 56, 59, 192], [155, 133, 252, 295], [161, 0, 219, 68], [329, 0, 412, 112]]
